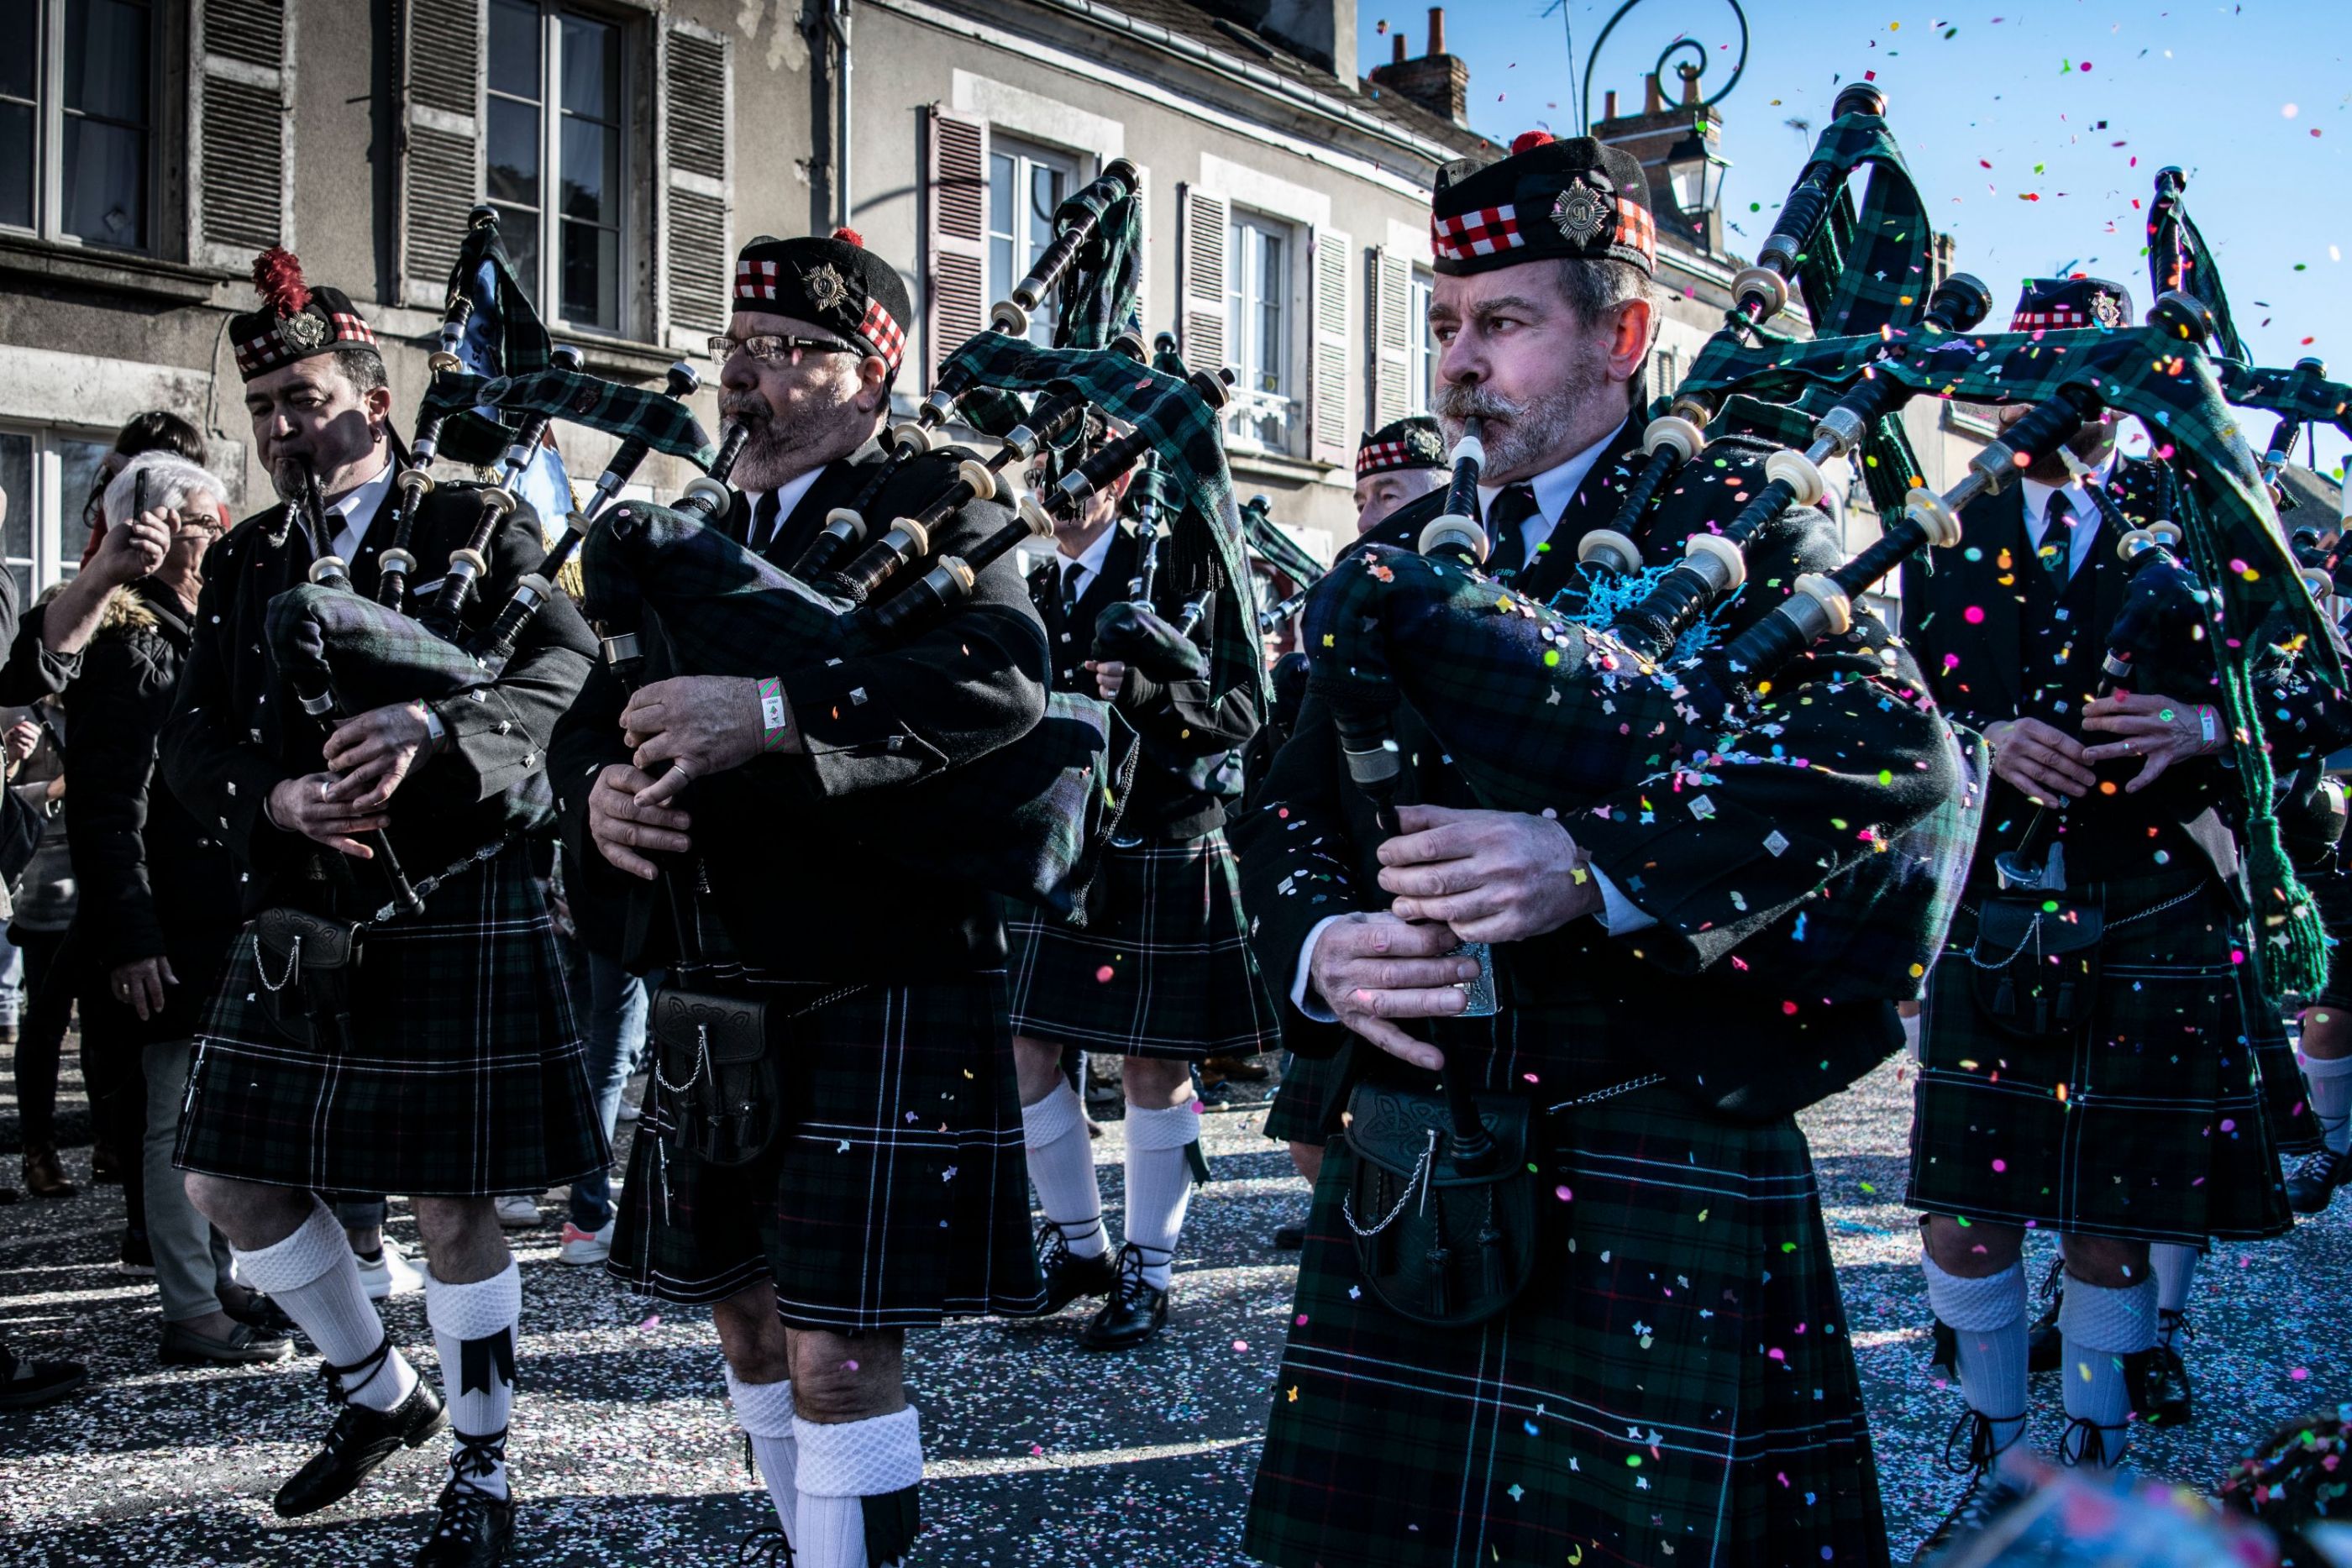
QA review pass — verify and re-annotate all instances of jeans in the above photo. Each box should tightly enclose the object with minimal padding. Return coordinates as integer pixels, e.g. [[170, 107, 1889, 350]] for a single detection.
[[567, 948, 645, 1231], [12, 927, 71, 1149], [142, 1040, 235, 1323]]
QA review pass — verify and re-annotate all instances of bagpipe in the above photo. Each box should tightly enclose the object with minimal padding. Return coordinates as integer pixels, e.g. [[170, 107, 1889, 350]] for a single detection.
[[1238, 491, 1328, 635]]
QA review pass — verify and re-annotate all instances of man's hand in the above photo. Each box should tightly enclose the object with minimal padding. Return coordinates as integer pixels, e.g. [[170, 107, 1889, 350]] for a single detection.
[[87, 506, 171, 588], [1376, 804, 1599, 943], [110, 956, 177, 1021], [266, 772, 390, 858], [1307, 912, 1480, 1069], [1085, 659, 1127, 701], [2079, 692, 2221, 791], [1984, 716, 2097, 803], [623, 676, 774, 807], [3, 720, 39, 769], [587, 763, 693, 880], [320, 701, 433, 810]]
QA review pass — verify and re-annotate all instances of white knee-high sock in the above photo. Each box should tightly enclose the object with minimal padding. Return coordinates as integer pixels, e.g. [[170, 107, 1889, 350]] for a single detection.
[[728, 1367, 797, 1540], [795, 1407, 923, 1568], [1121, 1102, 1200, 1291], [1021, 1083, 1106, 1259], [2150, 1243, 2199, 1346], [425, 1261, 522, 1499], [1921, 1255, 2029, 1457], [2302, 1050, 2352, 1154], [233, 1201, 417, 1413], [2056, 1274, 2157, 1468]]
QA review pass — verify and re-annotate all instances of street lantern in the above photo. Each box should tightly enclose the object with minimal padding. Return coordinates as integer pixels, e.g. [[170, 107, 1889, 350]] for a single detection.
[[1663, 120, 1731, 248]]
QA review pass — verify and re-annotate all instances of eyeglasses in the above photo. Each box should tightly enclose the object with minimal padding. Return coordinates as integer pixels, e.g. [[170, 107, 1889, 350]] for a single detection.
[[707, 333, 858, 366]]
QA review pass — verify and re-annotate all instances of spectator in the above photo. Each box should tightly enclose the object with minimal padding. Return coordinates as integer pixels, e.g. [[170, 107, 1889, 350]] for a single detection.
[[71, 452, 290, 1366], [5, 705, 69, 1200], [0, 1336, 83, 1411], [550, 846, 646, 1266]]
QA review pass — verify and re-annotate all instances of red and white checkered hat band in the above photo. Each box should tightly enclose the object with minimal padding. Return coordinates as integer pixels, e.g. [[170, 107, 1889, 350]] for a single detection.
[[1356, 439, 1438, 479], [735, 258, 782, 302], [331, 312, 376, 346], [2012, 306, 2092, 331], [858, 298, 906, 370], [1613, 201, 1656, 268], [233, 312, 378, 376], [1432, 203, 1523, 263]]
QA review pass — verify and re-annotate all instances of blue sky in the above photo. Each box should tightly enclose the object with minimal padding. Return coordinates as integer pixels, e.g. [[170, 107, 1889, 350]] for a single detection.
[[1359, 1, 2349, 480]]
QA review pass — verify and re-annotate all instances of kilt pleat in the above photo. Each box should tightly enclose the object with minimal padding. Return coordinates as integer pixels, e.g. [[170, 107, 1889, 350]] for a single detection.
[[1006, 829, 1280, 1061], [1906, 873, 2293, 1243], [175, 844, 604, 1198], [607, 974, 1045, 1331], [1244, 1085, 1889, 1568], [1261, 1048, 1343, 1146]]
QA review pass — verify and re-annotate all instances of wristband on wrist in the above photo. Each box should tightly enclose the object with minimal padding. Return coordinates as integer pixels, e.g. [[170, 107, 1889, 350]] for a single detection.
[[2197, 705, 2220, 749], [758, 677, 791, 752]]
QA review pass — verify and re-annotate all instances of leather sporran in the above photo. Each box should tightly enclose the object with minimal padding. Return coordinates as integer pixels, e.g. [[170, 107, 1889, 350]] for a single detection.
[[1968, 894, 2104, 1045], [1340, 1078, 1538, 1329], [252, 908, 362, 1050], [648, 985, 781, 1168]]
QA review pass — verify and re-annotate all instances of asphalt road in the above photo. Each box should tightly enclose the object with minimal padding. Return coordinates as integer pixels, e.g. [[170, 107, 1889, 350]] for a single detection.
[[3, 1049, 2345, 1567]]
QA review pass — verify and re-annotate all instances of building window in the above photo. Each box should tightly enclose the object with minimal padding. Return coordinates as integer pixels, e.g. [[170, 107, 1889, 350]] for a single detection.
[[486, 0, 627, 333], [0, 424, 111, 600], [985, 138, 1076, 347], [1651, 348, 1678, 401], [1226, 211, 1293, 451], [1409, 268, 1435, 416], [0, 0, 156, 252]]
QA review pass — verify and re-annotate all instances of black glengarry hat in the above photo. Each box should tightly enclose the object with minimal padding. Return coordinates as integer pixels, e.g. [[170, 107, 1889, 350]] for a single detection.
[[2010, 275, 2134, 333], [1431, 132, 1656, 278], [1356, 416, 1447, 480], [230, 248, 381, 381], [734, 227, 911, 372]]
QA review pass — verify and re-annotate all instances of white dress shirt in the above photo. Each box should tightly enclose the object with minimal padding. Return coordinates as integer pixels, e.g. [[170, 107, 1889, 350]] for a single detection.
[[322, 457, 396, 564], [1055, 522, 1121, 604], [745, 466, 827, 554], [1289, 420, 1652, 1023], [2017, 457, 2113, 582]]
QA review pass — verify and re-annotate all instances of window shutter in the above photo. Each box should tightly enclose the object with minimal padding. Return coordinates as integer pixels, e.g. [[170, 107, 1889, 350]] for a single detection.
[[398, 0, 484, 309], [1368, 247, 1411, 429], [1177, 184, 1228, 371], [1308, 226, 1352, 468], [189, 0, 292, 268], [922, 107, 987, 388], [661, 23, 731, 344]]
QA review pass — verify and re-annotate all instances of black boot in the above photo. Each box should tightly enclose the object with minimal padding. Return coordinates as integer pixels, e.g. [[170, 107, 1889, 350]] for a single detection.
[[273, 1340, 448, 1518], [1034, 1220, 1116, 1314], [2129, 1312, 2192, 1426], [1909, 1410, 2029, 1565], [1079, 1243, 1170, 1350], [2286, 1146, 2351, 1214], [412, 1431, 515, 1567], [2025, 1258, 2063, 1374]]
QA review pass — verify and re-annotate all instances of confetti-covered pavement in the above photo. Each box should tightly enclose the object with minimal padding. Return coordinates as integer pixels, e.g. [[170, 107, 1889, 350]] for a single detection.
[[3, 1051, 2345, 1566]]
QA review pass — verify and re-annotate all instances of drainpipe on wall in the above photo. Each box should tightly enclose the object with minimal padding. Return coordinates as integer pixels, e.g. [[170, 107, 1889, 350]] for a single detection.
[[829, 0, 853, 229]]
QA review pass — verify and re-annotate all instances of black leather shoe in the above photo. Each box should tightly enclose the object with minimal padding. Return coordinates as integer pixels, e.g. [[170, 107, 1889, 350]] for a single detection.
[[738, 1523, 796, 1565], [2026, 1261, 2063, 1375], [273, 1349, 447, 1518], [413, 1479, 514, 1566], [1079, 1243, 1169, 1350], [0, 1345, 87, 1410], [2286, 1146, 2351, 1214], [161, 1319, 293, 1367], [2130, 1319, 2192, 1426], [1273, 1224, 1306, 1251], [1926, 1316, 1958, 1385], [1909, 1411, 2029, 1565], [1035, 1221, 1116, 1314], [219, 1285, 299, 1339]]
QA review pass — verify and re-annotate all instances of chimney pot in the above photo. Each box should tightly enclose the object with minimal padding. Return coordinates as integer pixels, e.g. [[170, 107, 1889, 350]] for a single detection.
[[1427, 7, 1444, 57], [1603, 88, 1619, 119], [1392, 31, 1406, 63], [1644, 72, 1664, 113], [1682, 66, 1701, 106]]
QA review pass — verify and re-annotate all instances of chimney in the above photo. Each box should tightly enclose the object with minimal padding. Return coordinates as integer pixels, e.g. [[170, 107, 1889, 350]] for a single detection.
[[1603, 89, 1619, 119], [1592, 82, 1730, 260], [1391, 31, 1406, 64], [1254, 0, 1357, 76], [1368, 3, 1471, 126]]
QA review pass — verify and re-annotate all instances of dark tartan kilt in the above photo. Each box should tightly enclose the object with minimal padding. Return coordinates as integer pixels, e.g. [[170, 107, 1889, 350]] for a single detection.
[[1907, 872, 2293, 1245], [176, 843, 605, 1198], [1261, 1048, 1341, 1146], [1005, 829, 1280, 1062], [1245, 1085, 1888, 1568], [608, 973, 1045, 1331]]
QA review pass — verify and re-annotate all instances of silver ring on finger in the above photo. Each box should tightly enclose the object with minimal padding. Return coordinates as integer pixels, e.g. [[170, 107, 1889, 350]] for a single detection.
[[669, 761, 692, 784]]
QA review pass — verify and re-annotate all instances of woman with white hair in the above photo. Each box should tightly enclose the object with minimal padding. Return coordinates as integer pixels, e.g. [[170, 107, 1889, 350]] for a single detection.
[[69, 450, 291, 1367]]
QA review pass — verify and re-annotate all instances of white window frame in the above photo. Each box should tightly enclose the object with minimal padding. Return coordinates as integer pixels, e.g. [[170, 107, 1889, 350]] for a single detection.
[[1409, 267, 1436, 417], [0, 421, 113, 598], [486, 0, 633, 338], [1, 0, 160, 254], [984, 134, 1080, 349], [1226, 208, 1297, 456]]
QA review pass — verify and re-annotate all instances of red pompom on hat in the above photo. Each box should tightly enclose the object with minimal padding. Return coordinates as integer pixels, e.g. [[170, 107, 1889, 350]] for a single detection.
[[250, 246, 311, 317], [1510, 129, 1557, 155], [832, 226, 864, 247]]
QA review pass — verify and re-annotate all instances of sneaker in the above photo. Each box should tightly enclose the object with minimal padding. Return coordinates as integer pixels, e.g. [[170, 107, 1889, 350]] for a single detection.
[[118, 1229, 156, 1277], [355, 1237, 426, 1301], [2286, 1146, 2351, 1214], [494, 1194, 542, 1229], [558, 1218, 614, 1266]]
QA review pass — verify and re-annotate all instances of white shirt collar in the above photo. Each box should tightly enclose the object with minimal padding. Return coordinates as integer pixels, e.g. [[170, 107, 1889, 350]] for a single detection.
[[2019, 455, 2115, 579], [1475, 419, 1629, 560], [748, 467, 827, 551], [1058, 522, 1121, 595], [322, 456, 397, 564]]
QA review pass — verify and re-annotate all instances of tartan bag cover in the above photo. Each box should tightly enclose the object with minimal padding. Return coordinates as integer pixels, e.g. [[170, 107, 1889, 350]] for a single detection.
[[1245, 1083, 1889, 1568], [607, 976, 1045, 1329], [176, 842, 605, 1198], [1006, 830, 1282, 1061], [266, 581, 493, 716], [578, 496, 1131, 919], [1908, 871, 2295, 1245]]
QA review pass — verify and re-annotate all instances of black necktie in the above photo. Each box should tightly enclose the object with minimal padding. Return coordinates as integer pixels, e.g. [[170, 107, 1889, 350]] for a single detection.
[[1483, 484, 1540, 579], [749, 490, 782, 557], [1060, 560, 1085, 615], [2039, 492, 2076, 585]]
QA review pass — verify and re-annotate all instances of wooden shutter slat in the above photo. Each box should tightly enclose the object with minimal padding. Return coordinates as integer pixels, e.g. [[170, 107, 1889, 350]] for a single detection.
[[662, 24, 731, 339], [1178, 184, 1228, 374], [924, 107, 988, 387], [1308, 225, 1351, 467], [191, 0, 291, 266], [397, 0, 481, 308], [1371, 248, 1411, 428]]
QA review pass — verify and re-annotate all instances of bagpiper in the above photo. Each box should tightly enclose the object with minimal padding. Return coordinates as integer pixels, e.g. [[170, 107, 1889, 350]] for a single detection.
[[165, 250, 604, 1567]]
